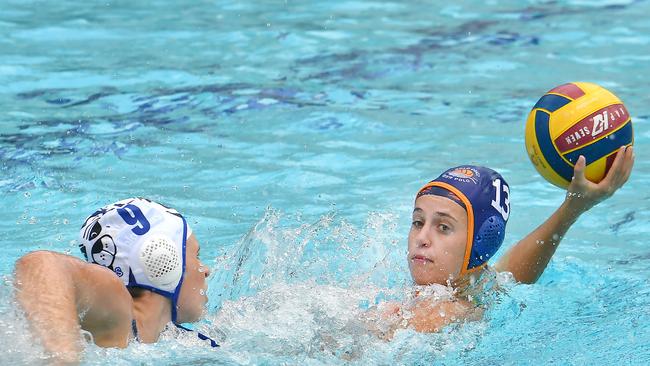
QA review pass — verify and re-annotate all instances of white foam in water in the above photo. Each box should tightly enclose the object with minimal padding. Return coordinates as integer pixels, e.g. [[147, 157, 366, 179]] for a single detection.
[[209, 282, 376, 361], [0, 277, 50, 365], [206, 280, 487, 364]]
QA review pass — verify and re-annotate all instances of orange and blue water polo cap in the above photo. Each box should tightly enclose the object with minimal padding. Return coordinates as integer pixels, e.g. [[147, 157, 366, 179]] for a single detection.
[[417, 166, 510, 275]]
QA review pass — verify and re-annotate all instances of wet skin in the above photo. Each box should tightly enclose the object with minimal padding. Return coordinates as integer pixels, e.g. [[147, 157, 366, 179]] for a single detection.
[[176, 234, 211, 323], [408, 195, 468, 286]]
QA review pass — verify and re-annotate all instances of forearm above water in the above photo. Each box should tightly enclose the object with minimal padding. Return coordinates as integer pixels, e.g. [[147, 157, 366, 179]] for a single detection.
[[495, 198, 585, 284]]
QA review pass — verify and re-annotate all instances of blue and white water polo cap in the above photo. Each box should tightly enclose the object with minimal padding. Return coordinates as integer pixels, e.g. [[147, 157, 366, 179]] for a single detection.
[[416, 166, 510, 275], [78, 198, 191, 322]]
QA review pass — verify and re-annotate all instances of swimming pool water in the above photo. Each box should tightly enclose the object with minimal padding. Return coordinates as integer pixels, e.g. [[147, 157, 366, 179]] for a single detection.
[[1, 0, 650, 364]]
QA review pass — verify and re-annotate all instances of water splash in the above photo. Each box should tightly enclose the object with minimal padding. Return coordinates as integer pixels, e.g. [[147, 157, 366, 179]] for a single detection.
[[0, 277, 49, 365], [199, 208, 517, 364], [209, 207, 407, 309]]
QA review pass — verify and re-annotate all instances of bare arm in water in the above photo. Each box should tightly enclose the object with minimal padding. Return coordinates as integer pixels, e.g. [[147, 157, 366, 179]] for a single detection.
[[14, 251, 133, 364], [495, 146, 634, 284]]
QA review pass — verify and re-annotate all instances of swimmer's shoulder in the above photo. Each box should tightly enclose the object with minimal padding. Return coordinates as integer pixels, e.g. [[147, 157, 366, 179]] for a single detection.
[[18, 251, 131, 302], [72, 255, 134, 347], [16, 251, 134, 347]]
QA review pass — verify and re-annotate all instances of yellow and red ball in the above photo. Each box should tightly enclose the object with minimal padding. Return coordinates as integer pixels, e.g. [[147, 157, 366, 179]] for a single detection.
[[525, 82, 634, 189]]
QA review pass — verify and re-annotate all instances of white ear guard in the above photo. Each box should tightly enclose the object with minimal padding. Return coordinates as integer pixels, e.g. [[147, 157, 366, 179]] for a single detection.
[[139, 235, 183, 292]]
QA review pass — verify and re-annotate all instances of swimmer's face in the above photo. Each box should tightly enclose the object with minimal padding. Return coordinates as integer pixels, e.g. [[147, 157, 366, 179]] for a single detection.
[[176, 234, 210, 323], [408, 195, 468, 286]]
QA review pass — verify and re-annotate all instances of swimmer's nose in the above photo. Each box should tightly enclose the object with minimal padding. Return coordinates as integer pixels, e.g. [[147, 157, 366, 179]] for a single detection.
[[416, 227, 432, 248]]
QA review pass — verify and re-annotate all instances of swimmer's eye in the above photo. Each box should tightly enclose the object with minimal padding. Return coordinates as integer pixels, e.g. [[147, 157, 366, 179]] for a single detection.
[[411, 220, 424, 229], [438, 223, 451, 233]]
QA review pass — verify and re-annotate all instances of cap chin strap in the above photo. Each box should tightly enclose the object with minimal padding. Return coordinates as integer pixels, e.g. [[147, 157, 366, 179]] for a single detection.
[[461, 262, 487, 276], [170, 218, 188, 323]]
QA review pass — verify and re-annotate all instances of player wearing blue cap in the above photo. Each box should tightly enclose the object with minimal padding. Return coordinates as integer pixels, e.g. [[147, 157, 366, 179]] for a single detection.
[[375, 146, 634, 336], [14, 198, 217, 364]]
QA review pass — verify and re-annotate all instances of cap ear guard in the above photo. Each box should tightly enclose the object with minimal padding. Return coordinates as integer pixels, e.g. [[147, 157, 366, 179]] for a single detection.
[[139, 235, 183, 292], [469, 215, 506, 269]]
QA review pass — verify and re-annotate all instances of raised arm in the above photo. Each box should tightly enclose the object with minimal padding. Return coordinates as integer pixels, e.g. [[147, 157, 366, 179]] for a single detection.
[[495, 146, 634, 284], [14, 251, 133, 363]]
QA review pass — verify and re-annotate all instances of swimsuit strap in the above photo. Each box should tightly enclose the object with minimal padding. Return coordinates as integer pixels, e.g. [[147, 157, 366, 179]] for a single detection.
[[131, 319, 139, 342], [174, 324, 220, 348]]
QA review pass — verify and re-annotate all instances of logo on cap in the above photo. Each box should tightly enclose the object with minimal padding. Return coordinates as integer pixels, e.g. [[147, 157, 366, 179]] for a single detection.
[[91, 234, 117, 268], [443, 167, 480, 184]]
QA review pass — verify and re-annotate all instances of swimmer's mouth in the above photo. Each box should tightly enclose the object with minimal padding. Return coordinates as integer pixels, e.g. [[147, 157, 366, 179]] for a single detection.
[[410, 255, 434, 264]]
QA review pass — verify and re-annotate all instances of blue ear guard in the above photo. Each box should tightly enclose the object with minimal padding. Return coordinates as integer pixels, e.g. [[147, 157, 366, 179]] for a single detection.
[[470, 215, 506, 268]]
